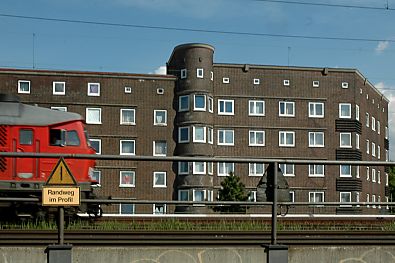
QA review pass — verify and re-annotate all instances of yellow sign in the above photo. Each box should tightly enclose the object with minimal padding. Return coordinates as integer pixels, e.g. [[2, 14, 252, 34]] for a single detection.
[[42, 186, 80, 206], [46, 158, 77, 186]]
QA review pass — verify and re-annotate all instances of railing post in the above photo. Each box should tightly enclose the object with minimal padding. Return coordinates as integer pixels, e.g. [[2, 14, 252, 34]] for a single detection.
[[271, 161, 278, 245]]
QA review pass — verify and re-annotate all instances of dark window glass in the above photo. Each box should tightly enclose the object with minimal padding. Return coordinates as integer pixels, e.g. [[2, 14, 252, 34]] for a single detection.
[[19, 129, 33, 145], [66, 131, 80, 146]]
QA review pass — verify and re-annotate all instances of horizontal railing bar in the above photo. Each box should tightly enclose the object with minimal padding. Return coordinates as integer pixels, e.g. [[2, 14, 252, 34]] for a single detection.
[[0, 152, 394, 166]]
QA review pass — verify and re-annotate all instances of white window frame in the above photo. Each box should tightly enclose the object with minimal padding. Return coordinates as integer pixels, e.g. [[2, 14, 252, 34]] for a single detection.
[[86, 108, 102, 124], [217, 162, 235, 176], [309, 164, 325, 177], [377, 121, 380, 134], [194, 94, 206, 111], [340, 192, 352, 207], [218, 99, 234, 115], [248, 191, 257, 202], [249, 163, 264, 176], [283, 79, 290, 86], [181, 69, 187, 79], [197, 68, 204, 78], [222, 77, 230, 84], [312, 81, 319, 87], [178, 126, 190, 143], [341, 82, 349, 89], [120, 140, 135, 155], [378, 146, 381, 159], [279, 101, 295, 117], [91, 170, 101, 185], [372, 142, 376, 157], [372, 168, 376, 182], [193, 126, 206, 143], [193, 189, 206, 202], [249, 130, 265, 146], [371, 116, 376, 131], [208, 162, 213, 175], [179, 95, 189, 112], [51, 106, 68, 112], [193, 162, 206, 175], [356, 105, 360, 121], [253, 78, 260, 85], [309, 132, 324, 147], [339, 103, 351, 119], [378, 171, 381, 184], [279, 164, 295, 177], [89, 139, 101, 155], [153, 172, 167, 188], [207, 127, 213, 144], [119, 204, 135, 215], [153, 204, 166, 215], [120, 109, 136, 125], [249, 100, 265, 116], [119, 171, 136, 187], [217, 129, 234, 146], [366, 112, 370, 127], [340, 165, 352, 177], [52, 81, 66, 95], [308, 102, 324, 118], [366, 139, 370, 154], [356, 134, 360, 149], [87, 82, 100, 96], [18, 80, 31, 94], [309, 192, 324, 206], [210, 71, 214, 81], [178, 162, 190, 175], [339, 133, 352, 148], [154, 110, 167, 126], [279, 131, 295, 147], [153, 140, 167, 156], [208, 97, 213, 113], [178, 190, 189, 201], [124, 86, 132, 93]]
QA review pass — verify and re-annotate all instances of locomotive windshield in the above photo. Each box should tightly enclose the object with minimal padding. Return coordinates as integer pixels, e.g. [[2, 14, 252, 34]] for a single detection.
[[50, 129, 80, 146]]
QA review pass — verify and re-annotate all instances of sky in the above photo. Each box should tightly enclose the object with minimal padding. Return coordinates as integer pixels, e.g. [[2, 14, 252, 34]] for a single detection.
[[0, 0, 394, 160]]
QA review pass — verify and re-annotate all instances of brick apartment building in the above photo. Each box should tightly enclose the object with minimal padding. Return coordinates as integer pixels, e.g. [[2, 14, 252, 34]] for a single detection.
[[0, 43, 390, 215]]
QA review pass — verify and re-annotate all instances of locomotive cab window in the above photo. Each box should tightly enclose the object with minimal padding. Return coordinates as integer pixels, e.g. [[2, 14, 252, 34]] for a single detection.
[[50, 129, 65, 146], [19, 129, 33, 145], [66, 131, 80, 146]]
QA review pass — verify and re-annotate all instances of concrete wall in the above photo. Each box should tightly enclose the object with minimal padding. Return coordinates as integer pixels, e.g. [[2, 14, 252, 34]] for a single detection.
[[1, 246, 395, 263]]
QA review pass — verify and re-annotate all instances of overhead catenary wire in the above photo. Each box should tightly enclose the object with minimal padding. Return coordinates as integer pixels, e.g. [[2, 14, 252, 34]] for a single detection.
[[0, 13, 395, 44]]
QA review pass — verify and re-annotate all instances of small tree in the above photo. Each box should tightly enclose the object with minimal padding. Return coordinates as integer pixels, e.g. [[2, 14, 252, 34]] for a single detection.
[[389, 166, 395, 213], [216, 172, 248, 213]]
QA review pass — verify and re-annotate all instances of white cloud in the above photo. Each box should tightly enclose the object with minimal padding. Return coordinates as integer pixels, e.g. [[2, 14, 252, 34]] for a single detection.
[[375, 41, 389, 54], [375, 82, 395, 160], [153, 65, 166, 75]]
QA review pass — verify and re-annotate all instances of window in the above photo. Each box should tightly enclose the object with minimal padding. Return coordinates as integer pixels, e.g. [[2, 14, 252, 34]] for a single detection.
[[340, 165, 351, 177], [283, 80, 290, 86], [341, 82, 349, 89], [181, 69, 187, 79], [18, 80, 30, 94], [366, 194, 370, 208], [197, 68, 204, 78], [89, 139, 101, 154], [86, 108, 102, 124], [249, 100, 265, 116], [218, 162, 234, 176], [51, 106, 67, 112], [120, 140, 135, 155], [208, 97, 213, 113], [53, 81, 65, 95], [193, 126, 206, 143], [153, 172, 166, 187], [210, 71, 214, 81], [153, 140, 167, 156], [119, 204, 135, 215], [372, 116, 376, 131], [356, 134, 360, 149], [339, 133, 352, 148], [356, 105, 360, 121], [366, 139, 370, 154], [218, 129, 234, 145], [372, 168, 376, 182], [178, 126, 190, 143], [178, 162, 190, 175], [309, 165, 325, 177], [378, 146, 381, 159], [249, 130, 265, 146], [207, 127, 213, 144], [218, 99, 234, 115], [222, 77, 230, 84], [19, 129, 33, 145], [279, 131, 295, 147], [193, 190, 206, 201], [120, 109, 135, 125], [372, 142, 376, 157], [208, 162, 213, 175], [340, 192, 352, 206], [356, 166, 360, 178], [372, 194, 376, 208], [367, 167, 370, 181], [253, 78, 260, 85], [87, 83, 100, 96], [91, 170, 101, 185], [119, 171, 135, 187], [179, 95, 189, 111], [192, 95, 206, 111], [309, 132, 324, 147], [124, 86, 132, 93], [178, 190, 189, 201], [308, 102, 324, 118], [377, 121, 380, 134], [365, 113, 370, 127], [65, 130, 80, 146], [154, 110, 167, 125], [309, 192, 324, 205], [279, 164, 294, 176], [153, 204, 166, 215], [193, 162, 206, 174], [248, 191, 257, 202], [339, 103, 351, 119], [312, 81, 319, 87], [279, 101, 295, 117], [249, 163, 264, 176]]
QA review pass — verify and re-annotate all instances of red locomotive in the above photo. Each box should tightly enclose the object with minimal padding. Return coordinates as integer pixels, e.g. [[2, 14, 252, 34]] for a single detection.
[[0, 94, 100, 219]]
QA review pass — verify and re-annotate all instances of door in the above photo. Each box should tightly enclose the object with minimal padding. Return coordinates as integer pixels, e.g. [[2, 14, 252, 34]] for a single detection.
[[15, 128, 36, 179]]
